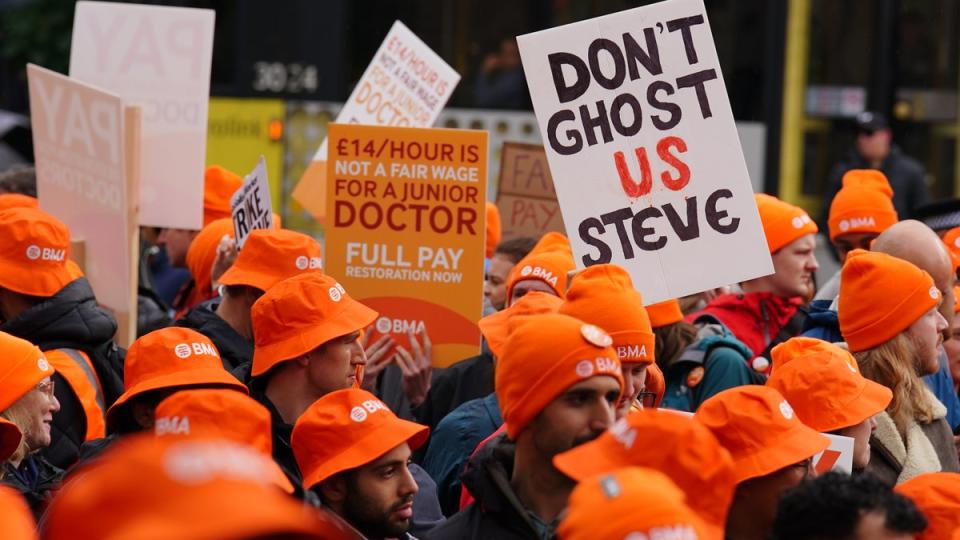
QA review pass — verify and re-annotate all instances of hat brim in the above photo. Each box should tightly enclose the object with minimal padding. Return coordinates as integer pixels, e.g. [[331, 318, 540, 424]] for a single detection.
[[301, 418, 428, 490], [837, 379, 892, 430], [733, 426, 829, 483], [218, 266, 276, 293], [0, 420, 21, 462], [252, 299, 378, 377], [0, 268, 76, 297], [107, 370, 248, 428], [553, 439, 622, 482]]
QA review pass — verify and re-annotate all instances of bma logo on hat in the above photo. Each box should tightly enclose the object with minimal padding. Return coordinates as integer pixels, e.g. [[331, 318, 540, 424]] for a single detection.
[[25, 244, 65, 262], [329, 282, 346, 302], [350, 406, 368, 422], [839, 220, 850, 232], [174, 344, 192, 359], [156, 416, 191, 436], [295, 256, 322, 271], [520, 265, 533, 277], [37, 357, 50, 372], [25, 245, 41, 260], [174, 342, 219, 359], [575, 360, 594, 377], [351, 399, 388, 422], [930, 286, 940, 300], [779, 400, 794, 420], [791, 214, 812, 229]]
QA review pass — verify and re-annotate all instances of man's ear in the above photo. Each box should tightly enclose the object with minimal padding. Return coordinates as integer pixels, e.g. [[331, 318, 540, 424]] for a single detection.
[[319, 474, 348, 505]]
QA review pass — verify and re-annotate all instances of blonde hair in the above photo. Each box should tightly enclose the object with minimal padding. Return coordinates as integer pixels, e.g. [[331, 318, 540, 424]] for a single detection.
[[1, 399, 32, 465], [854, 332, 935, 437]]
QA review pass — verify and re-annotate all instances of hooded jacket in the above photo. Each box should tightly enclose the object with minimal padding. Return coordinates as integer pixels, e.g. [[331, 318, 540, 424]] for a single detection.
[[1, 278, 124, 468], [2, 454, 63, 520], [175, 301, 252, 373], [822, 145, 928, 223]]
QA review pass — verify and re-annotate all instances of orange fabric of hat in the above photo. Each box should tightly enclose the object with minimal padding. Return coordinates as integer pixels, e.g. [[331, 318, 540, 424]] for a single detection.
[[251, 273, 378, 377], [0, 485, 38, 540], [0, 418, 22, 463], [943, 227, 960, 271], [558, 467, 709, 540], [767, 338, 891, 432], [954, 286, 960, 314], [560, 264, 655, 364], [504, 232, 576, 306], [203, 165, 243, 226], [218, 228, 323, 293], [694, 386, 830, 483], [647, 298, 685, 328], [185, 218, 235, 301], [839, 249, 940, 352], [754, 193, 818, 253], [0, 331, 54, 412], [485, 201, 501, 259], [292, 388, 429, 490], [496, 313, 623, 439], [895, 472, 960, 540], [42, 434, 363, 540], [478, 291, 563, 358], [554, 409, 735, 534], [154, 388, 293, 494], [0, 206, 75, 296], [646, 362, 665, 407], [828, 169, 898, 241], [0, 193, 38, 212], [107, 327, 247, 429]]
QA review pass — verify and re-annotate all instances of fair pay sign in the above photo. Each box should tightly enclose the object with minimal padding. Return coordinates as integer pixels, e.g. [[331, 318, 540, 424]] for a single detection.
[[232, 156, 273, 249]]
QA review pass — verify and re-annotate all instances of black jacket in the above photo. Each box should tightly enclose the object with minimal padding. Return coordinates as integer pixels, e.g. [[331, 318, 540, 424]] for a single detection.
[[248, 385, 304, 497], [1, 278, 125, 468], [2, 455, 63, 521], [175, 301, 252, 373], [822, 145, 929, 224], [423, 435, 554, 540]]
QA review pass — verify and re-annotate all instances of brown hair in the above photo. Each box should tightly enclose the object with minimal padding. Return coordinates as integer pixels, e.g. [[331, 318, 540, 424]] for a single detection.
[[654, 320, 699, 371]]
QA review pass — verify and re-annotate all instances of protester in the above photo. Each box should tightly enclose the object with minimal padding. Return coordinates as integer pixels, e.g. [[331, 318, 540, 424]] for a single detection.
[[503, 232, 576, 307], [176, 227, 324, 372], [557, 467, 708, 540], [424, 313, 622, 539], [484, 236, 537, 312], [771, 471, 927, 540], [174, 217, 235, 318], [688, 194, 818, 373], [695, 385, 830, 540], [292, 388, 431, 539], [0, 206, 124, 468], [894, 472, 960, 540], [944, 285, 960, 395], [553, 409, 737, 536], [766, 337, 892, 471], [839, 249, 960, 484], [0, 485, 39, 540], [0, 332, 61, 518]]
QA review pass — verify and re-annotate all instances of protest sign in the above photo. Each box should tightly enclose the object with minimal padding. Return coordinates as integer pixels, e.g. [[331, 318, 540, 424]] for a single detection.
[[231, 156, 274, 249], [814, 433, 854, 475], [293, 21, 460, 222], [325, 123, 487, 368], [27, 64, 139, 346], [69, 1, 215, 230], [517, 0, 772, 303], [496, 142, 565, 240]]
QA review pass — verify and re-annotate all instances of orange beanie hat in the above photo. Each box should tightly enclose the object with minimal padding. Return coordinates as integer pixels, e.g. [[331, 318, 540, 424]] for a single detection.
[[495, 313, 622, 439], [203, 165, 243, 226], [0, 486, 37, 540], [839, 249, 940, 352], [754, 193, 818, 253], [895, 472, 960, 540], [647, 298, 685, 328], [0, 331, 54, 412], [559, 264, 655, 364], [504, 232, 576, 306], [558, 467, 708, 540], [478, 291, 563, 358], [485, 202, 501, 259], [186, 218, 235, 300], [828, 170, 898, 241]]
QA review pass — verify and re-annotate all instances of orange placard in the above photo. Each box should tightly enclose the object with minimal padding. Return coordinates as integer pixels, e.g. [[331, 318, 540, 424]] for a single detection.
[[325, 124, 487, 368], [495, 142, 565, 240]]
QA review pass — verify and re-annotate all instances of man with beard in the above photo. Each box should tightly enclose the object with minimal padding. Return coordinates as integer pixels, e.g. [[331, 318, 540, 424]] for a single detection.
[[292, 388, 429, 540], [424, 313, 623, 539]]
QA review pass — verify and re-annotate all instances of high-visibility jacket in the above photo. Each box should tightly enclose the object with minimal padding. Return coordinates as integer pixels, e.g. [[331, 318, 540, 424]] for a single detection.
[[44, 349, 106, 441]]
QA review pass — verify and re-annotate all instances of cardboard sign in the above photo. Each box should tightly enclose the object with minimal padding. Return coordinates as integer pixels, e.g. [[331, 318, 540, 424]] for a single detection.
[[517, 0, 772, 303], [325, 124, 487, 368], [496, 142, 565, 240], [70, 1, 215, 230], [814, 433, 854, 474], [231, 156, 273, 249], [27, 64, 138, 345], [293, 21, 460, 222]]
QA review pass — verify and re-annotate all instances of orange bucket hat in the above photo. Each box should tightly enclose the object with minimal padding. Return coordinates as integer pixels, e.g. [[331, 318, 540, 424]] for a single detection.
[[0, 331, 54, 412], [0, 193, 38, 212], [895, 472, 960, 540], [485, 201, 501, 259], [558, 467, 708, 540], [648, 298, 685, 328], [218, 228, 323, 293], [292, 388, 428, 490], [154, 389, 293, 493], [754, 193, 818, 253], [495, 313, 622, 439], [0, 418, 22, 462], [477, 291, 563, 358], [42, 434, 363, 540], [839, 249, 941, 352], [186, 217, 235, 298], [695, 385, 830, 483], [0, 486, 37, 540], [504, 232, 576, 306], [107, 327, 247, 429], [767, 338, 891, 432], [560, 264, 655, 364], [203, 165, 243, 226], [0, 206, 75, 296], [251, 273, 378, 377], [555, 409, 736, 534], [828, 170, 898, 241]]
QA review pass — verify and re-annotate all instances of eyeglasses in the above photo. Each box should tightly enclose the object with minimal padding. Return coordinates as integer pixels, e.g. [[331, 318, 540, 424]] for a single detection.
[[637, 391, 657, 409], [37, 379, 55, 398]]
